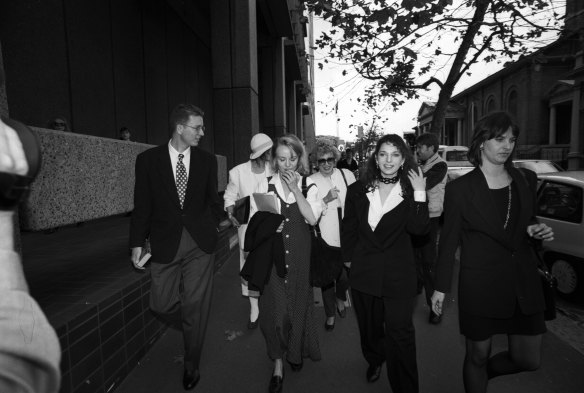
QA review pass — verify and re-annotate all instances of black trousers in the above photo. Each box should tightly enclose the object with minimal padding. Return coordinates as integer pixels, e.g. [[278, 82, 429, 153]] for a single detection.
[[321, 267, 349, 318], [352, 288, 419, 393], [149, 228, 214, 373], [414, 217, 440, 306]]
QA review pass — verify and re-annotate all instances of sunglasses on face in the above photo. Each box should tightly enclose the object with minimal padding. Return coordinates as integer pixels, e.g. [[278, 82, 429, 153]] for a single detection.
[[317, 158, 335, 165]]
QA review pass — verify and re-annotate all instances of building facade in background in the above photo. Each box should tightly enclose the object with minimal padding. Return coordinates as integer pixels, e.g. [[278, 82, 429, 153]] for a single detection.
[[0, 0, 315, 170], [417, 0, 584, 169]]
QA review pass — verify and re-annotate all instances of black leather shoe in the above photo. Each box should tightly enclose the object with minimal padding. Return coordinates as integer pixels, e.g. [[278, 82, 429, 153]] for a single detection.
[[366, 364, 382, 383], [183, 369, 200, 390], [268, 372, 284, 393], [324, 320, 335, 331], [429, 310, 442, 325], [287, 358, 303, 372], [337, 305, 347, 318], [248, 317, 259, 330]]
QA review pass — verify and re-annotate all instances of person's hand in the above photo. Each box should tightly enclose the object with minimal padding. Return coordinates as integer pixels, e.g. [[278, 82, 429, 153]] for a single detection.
[[131, 247, 145, 270], [276, 220, 284, 233], [431, 291, 445, 316], [527, 223, 554, 242], [408, 167, 426, 192], [228, 215, 240, 228], [324, 187, 339, 204], [281, 170, 301, 194], [0, 119, 28, 176]]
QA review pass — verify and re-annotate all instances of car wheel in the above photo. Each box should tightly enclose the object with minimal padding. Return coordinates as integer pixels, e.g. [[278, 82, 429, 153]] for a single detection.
[[546, 254, 583, 303]]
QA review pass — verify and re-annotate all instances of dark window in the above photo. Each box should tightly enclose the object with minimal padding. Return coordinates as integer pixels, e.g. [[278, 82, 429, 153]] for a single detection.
[[507, 90, 518, 116], [486, 96, 496, 113], [537, 181, 583, 224]]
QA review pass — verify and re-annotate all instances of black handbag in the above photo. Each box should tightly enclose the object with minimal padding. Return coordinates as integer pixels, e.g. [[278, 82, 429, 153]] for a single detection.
[[532, 245, 558, 321], [302, 176, 345, 287]]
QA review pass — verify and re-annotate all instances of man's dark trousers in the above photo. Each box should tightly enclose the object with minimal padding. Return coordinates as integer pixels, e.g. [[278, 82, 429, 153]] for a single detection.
[[149, 228, 214, 373], [415, 217, 440, 306]]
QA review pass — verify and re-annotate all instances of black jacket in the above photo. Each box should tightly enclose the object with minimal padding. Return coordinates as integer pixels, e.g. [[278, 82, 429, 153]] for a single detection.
[[241, 211, 286, 292], [342, 180, 430, 299], [435, 167, 545, 318], [129, 145, 223, 262]]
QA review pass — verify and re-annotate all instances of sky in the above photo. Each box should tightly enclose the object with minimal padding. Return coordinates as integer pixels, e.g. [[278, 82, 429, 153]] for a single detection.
[[311, 1, 564, 143]]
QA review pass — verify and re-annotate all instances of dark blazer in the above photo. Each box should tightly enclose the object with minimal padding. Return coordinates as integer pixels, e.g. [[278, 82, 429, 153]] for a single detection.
[[241, 211, 286, 293], [129, 144, 223, 263], [435, 167, 545, 318], [342, 180, 430, 299]]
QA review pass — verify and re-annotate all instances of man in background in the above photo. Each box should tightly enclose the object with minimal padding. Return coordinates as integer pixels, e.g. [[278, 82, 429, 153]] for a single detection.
[[414, 133, 448, 325]]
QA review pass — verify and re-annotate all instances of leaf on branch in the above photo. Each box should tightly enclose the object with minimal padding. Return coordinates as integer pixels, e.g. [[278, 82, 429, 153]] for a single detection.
[[342, 70, 347, 76], [329, 87, 334, 92], [318, 63, 323, 70]]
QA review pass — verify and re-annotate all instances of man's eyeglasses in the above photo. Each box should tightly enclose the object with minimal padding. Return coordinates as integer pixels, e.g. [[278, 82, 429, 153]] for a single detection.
[[180, 124, 205, 133], [317, 158, 335, 165]]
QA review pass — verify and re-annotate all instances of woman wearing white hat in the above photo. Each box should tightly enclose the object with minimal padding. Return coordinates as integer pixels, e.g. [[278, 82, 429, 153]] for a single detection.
[[224, 133, 273, 329]]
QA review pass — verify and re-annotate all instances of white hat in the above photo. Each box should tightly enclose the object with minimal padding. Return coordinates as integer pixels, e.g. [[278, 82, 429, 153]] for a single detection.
[[250, 133, 273, 159]]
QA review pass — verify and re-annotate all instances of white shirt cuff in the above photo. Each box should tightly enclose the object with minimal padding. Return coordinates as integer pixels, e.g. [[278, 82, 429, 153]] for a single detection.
[[414, 191, 426, 202]]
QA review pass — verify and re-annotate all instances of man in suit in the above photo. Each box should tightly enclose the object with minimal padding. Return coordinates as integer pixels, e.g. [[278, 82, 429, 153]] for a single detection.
[[129, 103, 222, 390], [414, 133, 448, 324]]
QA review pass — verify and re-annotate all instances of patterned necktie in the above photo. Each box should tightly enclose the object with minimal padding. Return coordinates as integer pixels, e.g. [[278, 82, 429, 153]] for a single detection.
[[176, 153, 187, 208]]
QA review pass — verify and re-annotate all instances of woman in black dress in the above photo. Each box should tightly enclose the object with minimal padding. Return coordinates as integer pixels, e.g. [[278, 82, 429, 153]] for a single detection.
[[342, 134, 428, 392], [432, 112, 554, 393], [253, 134, 322, 393]]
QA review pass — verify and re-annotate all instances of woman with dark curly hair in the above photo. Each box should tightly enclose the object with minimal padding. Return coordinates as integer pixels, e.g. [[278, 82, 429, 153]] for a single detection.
[[342, 134, 429, 392], [431, 112, 554, 393]]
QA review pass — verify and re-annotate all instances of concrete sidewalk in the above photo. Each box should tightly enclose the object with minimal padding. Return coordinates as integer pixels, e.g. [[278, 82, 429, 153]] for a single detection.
[[115, 251, 584, 393]]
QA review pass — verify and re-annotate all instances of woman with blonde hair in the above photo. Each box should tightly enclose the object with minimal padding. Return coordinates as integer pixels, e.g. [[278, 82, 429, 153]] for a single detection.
[[252, 134, 322, 393]]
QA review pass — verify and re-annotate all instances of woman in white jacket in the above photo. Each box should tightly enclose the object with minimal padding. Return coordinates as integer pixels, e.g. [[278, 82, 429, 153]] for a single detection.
[[224, 133, 273, 329]]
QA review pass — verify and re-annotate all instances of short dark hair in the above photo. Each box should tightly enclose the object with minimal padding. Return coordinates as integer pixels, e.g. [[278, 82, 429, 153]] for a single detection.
[[468, 111, 519, 168], [345, 148, 353, 154], [169, 104, 204, 134], [415, 133, 439, 153]]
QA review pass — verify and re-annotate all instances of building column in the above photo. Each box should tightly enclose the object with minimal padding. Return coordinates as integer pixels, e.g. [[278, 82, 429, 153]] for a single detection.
[[211, 0, 259, 169], [549, 105, 557, 144], [457, 119, 462, 145], [567, 83, 583, 169]]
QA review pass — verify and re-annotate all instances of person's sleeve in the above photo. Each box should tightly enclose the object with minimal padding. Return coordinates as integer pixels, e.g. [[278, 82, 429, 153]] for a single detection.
[[207, 155, 223, 224], [129, 152, 151, 248], [425, 162, 448, 190], [305, 177, 323, 220], [406, 195, 429, 235], [224, 167, 240, 209], [434, 182, 464, 293], [0, 250, 61, 393], [341, 187, 359, 263]]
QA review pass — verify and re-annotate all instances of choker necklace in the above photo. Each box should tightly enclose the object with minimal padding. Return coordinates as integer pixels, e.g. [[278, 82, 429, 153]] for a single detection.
[[378, 175, 399, 184]]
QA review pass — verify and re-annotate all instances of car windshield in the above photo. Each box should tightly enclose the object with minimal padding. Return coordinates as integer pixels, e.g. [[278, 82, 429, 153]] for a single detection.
[[515, 161, 562, 174], [445, 151, 468, 161]]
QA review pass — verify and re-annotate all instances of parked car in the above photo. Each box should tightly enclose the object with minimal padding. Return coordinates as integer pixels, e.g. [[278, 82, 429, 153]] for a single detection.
[[535, 171, 584, 303], [514, 159, 563, 174], [437, 145, 473, 182]]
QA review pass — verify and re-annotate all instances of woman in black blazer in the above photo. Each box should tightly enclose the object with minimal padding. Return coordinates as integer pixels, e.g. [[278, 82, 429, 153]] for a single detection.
[[432, 112, 554, 393], [342, 134, 429, 393]]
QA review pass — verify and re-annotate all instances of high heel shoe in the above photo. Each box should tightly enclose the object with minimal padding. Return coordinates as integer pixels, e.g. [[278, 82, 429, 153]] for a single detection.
[[336, 305, 346, 318], [269, 369, 284, 393], [324, 319, 335, 331]]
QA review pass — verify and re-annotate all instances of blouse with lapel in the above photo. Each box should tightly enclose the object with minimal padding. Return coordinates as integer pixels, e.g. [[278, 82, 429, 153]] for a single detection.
[[435, 167, 545, 318], [342, 180, 430, 299]]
